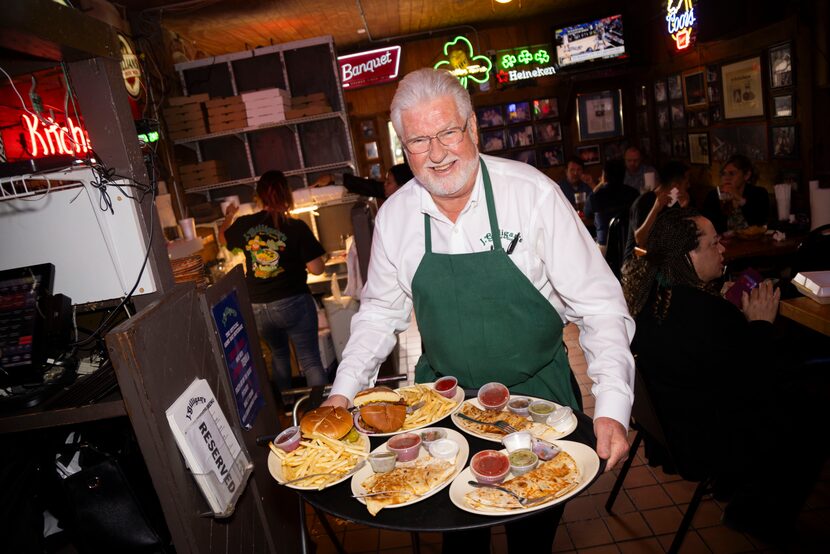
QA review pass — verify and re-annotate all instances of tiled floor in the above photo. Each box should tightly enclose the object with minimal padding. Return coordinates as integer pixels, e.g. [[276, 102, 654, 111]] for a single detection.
[[308, 324, 830, 553]]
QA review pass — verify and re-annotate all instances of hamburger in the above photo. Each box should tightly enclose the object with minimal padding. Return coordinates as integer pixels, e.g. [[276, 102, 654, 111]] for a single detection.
[[300, 406, 355, 440], [354, 386, 407, 433]]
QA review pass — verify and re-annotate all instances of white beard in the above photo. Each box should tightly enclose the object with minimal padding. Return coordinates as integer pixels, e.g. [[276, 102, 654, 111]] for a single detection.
[[417, 155, 478, 198]]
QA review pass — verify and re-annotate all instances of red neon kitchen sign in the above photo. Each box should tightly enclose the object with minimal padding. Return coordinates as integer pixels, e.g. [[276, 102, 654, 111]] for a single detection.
[[338, 46, 402, 90], [21, 114, 92, 158]]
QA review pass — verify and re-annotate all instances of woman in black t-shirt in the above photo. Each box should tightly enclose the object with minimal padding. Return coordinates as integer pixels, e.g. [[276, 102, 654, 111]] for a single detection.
[[219, 171, 327, 394]]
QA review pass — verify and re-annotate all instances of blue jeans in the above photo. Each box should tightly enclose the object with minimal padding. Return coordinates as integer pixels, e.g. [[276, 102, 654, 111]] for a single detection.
[[252, 293, 327, 393]]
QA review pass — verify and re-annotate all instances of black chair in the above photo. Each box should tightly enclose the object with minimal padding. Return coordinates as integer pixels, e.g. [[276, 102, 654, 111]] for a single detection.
[[605, 367, 714, 554], [793, 223, 830, 273], [604, 213, 629, 280]]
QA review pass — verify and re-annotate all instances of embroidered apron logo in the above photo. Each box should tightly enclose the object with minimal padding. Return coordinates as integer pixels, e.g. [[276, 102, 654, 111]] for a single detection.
[[479, 229, 520, 248]]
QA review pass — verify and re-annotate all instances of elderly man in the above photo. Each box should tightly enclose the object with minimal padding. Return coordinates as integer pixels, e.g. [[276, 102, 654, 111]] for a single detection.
[[324, 68, 634, 552], [623, 146, 655, 193]]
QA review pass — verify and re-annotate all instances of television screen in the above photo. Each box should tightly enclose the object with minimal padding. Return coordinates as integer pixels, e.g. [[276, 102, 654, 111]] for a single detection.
[[555, 14, 626, 69]]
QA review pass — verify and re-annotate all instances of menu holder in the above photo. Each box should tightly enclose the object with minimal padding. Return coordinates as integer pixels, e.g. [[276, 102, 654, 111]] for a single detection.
[[166, 378, 253, 517]]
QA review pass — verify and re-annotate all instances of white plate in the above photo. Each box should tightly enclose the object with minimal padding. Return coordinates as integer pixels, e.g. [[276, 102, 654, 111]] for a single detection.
[[451, 397, 578, 443], [267, 433, 370, 491], [350, 427, 469, 511], [448, 440, 599, 516], [356, 383, 465, 437]]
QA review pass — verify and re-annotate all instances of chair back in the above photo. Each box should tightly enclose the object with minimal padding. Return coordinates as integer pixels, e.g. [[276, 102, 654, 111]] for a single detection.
[[631, 366, 670, 448], [794, 223, 830, 274], [605, 212, 629, 279]]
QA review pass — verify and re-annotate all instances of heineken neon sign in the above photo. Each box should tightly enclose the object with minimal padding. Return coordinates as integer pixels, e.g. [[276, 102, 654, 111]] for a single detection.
[[666, 0, 697, 51], [495, 44, 557, 84], [434, 36, 492, 88]]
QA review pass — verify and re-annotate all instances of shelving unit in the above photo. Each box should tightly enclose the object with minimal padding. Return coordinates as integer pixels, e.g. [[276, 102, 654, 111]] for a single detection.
[[172, 36, 357, 196]]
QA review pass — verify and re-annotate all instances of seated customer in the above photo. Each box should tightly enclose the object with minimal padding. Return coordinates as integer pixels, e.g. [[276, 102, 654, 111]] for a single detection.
[[586, 158, 639, 251], [622, 208, 827, 544], [623, 160, 690, 261], [701, 154, 770, 234]]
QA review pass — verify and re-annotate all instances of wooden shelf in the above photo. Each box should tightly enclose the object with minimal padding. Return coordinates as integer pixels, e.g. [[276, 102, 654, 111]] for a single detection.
[[173, 111, 345, 145], [0, 394, 126, 434]]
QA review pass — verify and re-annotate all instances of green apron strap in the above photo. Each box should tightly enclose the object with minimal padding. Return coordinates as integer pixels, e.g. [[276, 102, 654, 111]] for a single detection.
[[423, 213, 432, 254], [479, 159, 503, 251]]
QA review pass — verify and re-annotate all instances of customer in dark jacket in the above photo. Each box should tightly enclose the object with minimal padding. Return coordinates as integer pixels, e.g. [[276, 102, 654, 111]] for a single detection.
[[586, 159, 639, 249]]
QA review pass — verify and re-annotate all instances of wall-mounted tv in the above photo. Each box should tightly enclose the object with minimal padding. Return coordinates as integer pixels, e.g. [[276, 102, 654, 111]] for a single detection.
[[554, 14, 626, 69]]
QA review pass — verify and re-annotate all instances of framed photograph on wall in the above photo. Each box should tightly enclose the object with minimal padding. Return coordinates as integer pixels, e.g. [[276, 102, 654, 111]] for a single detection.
[[707, 82, 721, 104], [710, 125, 768, 162], [668, 74, 683, 101], [672, 132, 688, 158], [721, 57, 764, 119], [772, 94, 794, 118], [360, 120, 376, 139], [769, 42, 793, 89], [771, 125, 797, 158], [658, 133, 672, 157], [576, 144, 601, 165], [576, 90, 623, 141], [710, 104, 723, 123], [706, 65, 719, 83], [670, 102, 686, 128], [533, 98, 558, 119], [507, 149, 537, 166], [688, 132, 710, 165], [534, 120, 561, 143], [539, 144, 565, 168], [369, 163, 382, 180], [481, 129, 506, 152], [654, 80, 668, 103], [656, 104, 670, 131], [364, 141, 379, 160], [682, 69, 707, 109], [506, 101, 532, 123], [507, 125, 534, 148], [476, 105, 505, 128]]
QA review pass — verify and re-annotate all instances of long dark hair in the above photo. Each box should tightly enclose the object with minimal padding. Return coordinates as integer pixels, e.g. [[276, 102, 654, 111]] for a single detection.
[[256, 170, 293, 224], [622, 207, 710, 321]]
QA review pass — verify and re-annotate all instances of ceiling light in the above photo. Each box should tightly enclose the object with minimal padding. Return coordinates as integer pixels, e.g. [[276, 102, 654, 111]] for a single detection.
[[495, 0, 513, 3], [357, 29, 366, 34]]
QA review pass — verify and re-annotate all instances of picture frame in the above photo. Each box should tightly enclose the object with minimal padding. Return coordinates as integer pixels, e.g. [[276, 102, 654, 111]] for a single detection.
[[688, 132, 710, 165], [672, 132, 688, 158], [656, 104, 670, 131], [506, 101, 532, 123], [667, 74, 683, 101], [360, 120, 376, 140], [710, 104, 723, 123], [506, 148, 537, 166], [603, 140, 628, 161], [769, 42, 793, 89], [654, 80, 668, 103], [772, 93, 794, 118], [576, 89, 623, 141], [721, 57, 764, 119], [533, 98, 558, 119], [369, 163, 382, 180], [682, 69, 707, 109], [658, 133, 672, 157], [481, 129, 507, 152], [576, 144, 601, 165], [707, 82, 721, 104], [475, 105, 505, 128], [538, 144, 565, 168], [670, 102, 686, 128], [534, 120, 561, 143], [771, 125, 797, 158], [706, 65, 719, 83], [710, 125, 768, 162], [507, 124, 534, 148], [363, 141, 379, 160]]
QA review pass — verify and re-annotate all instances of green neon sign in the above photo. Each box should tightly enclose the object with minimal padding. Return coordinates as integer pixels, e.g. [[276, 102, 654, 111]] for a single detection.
[[497, 46, 552, 71], [434, 36, 492, 88]]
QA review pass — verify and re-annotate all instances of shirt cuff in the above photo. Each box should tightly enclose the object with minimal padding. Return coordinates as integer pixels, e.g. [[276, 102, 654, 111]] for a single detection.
[[328, 373, 363, 406], [592, 389, 632, 430]]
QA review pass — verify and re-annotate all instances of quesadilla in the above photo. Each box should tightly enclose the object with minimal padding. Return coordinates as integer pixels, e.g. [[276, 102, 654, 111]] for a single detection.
[[360, 457, 455, 515], [459, 403, 532, 435], [464, 451, 581, 511]]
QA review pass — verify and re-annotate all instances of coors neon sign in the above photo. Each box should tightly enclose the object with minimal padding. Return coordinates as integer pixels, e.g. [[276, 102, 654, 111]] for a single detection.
[[338, 46, 402, 90]]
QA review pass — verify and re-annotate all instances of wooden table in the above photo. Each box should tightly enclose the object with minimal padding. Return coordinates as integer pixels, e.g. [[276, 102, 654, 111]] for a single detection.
[[779, 297, 830, 337], [722, 233, 804, 263]]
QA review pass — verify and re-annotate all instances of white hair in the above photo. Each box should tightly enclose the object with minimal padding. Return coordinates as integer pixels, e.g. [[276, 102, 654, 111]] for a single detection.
[[390, 68, 474, 138]]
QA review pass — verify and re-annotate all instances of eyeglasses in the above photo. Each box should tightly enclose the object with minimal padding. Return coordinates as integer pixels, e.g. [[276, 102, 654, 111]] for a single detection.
[[403, 118, 469, 154]]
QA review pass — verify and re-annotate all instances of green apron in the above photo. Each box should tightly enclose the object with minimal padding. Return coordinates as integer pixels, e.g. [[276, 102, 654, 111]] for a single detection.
[[412, 158, 579, 409]]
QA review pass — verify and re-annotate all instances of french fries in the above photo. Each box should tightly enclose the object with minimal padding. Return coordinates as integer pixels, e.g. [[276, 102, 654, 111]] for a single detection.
[[399, 384, 458, 430], [271, 432, 368, 489]]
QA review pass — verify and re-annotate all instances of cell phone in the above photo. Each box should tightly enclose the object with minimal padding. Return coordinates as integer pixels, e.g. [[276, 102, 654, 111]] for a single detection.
[[724, 268, 763, 307]]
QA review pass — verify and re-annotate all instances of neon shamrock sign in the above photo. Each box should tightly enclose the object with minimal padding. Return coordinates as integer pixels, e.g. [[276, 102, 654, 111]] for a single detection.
[[434, 36, 492, 88]]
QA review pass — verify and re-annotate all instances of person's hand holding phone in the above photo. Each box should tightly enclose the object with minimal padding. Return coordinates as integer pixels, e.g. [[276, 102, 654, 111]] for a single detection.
[[741, 280, 780, 323]]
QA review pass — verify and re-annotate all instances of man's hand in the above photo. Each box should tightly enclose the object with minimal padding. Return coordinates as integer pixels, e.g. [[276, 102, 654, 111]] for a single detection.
[[322, 394, 349, 409], [594, 417, 630, 472]]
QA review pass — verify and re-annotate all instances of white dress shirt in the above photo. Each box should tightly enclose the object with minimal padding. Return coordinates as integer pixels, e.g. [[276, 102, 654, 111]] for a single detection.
[[330, 154, 635, 428]]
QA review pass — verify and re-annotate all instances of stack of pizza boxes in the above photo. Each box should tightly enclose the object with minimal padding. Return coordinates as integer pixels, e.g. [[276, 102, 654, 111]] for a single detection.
[[163, 94, 209, 140], [205, 96, 248, 132], [285, 92, 332, 119], [241, 88, 291, 126], [178, 160, 228, 191]]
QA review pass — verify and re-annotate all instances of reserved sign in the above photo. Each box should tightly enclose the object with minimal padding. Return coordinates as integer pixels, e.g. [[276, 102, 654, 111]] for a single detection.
[[338, 46, 402, 89]]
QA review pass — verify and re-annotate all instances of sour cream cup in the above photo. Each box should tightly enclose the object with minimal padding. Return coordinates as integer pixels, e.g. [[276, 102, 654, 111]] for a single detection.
[[501, 431, 533, 453], [428, 438, 459, 461]]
